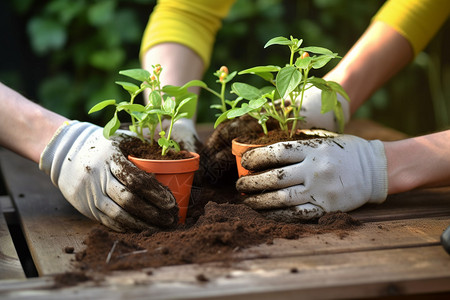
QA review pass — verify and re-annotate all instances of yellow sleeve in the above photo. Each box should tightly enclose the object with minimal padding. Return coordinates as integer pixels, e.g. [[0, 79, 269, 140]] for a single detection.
[[140, 0, 236, 68], [373, 0, 450, 56]]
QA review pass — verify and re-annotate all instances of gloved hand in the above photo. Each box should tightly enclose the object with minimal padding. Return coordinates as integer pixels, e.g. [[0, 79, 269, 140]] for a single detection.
[[236, 130, 388, 222], [39, 121, 178, 232], [300, 85, 350, 132]]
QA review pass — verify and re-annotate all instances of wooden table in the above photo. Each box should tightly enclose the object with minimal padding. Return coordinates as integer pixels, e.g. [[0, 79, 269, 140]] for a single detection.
[[1, 120, 450, 299]]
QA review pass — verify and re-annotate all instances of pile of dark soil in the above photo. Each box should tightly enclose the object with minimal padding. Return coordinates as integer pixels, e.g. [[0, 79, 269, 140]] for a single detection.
[[73, 184, 361, 273]]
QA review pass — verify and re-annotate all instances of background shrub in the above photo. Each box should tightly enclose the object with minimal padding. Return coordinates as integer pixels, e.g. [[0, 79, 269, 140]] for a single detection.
[[1, 0, 449, 135]]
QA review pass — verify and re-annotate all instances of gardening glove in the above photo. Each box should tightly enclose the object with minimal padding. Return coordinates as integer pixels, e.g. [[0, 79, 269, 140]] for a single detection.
[[299, 85, 350, 132], [199, 115, 276, 184], [39, 121, 178, 232], [236, 130, 388, 222]]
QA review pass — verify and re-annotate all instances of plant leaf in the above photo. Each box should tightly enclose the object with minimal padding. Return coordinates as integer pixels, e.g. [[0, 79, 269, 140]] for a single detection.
[[226, 105, 254, 119], [88, 99, 116, 114], [321, 89, 337, 114], [264, 36, 291, 48], [311, 55, 334, 69], [119, 69, 150, 82], [214, 111, 229, 128], [327, 81, 350, 102], [103, 113, 120, 139], [231, 82, 263, 100], [162, 97, 176, 114], [301, 46, 334, 55], [115, 81, 140, 94], [116, 103, 146, 112], [276, 66, 302, 98], [295, 56, 312, 69]]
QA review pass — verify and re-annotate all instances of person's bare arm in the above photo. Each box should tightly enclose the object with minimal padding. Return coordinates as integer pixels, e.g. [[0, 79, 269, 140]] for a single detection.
[[324, 21, 414, 114], [384, 130, 450, 194], [0, 82, 68, 163], [142, 43, 204, 113]]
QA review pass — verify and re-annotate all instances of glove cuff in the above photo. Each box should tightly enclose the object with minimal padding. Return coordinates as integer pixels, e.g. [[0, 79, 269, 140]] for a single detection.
[[367, 139, 388, 204]]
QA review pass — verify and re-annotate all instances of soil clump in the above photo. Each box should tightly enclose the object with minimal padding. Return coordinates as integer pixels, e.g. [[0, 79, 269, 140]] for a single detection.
[[73, 184, 361, 273]]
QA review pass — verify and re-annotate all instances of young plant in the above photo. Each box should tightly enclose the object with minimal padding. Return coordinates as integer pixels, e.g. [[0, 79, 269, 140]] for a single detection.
[[200, 36, 350, 136], [88, 65, 197, 156]]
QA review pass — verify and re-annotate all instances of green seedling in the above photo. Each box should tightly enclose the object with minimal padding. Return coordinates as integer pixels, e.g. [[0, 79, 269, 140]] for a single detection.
[[194, 36, 350, 136], [89, 65, 197, 156]]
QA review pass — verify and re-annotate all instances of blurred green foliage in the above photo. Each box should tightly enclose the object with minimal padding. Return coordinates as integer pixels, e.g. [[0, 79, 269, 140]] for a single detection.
[[1, 0, 449, 135]]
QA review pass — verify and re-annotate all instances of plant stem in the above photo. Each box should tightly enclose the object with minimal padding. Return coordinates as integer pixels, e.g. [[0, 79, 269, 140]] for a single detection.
[[290, 67, 310, 137]]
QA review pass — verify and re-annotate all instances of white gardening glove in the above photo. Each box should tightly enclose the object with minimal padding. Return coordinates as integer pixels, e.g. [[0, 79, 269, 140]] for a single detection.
[[160, 118, 201, 153], [39, 121, 178, 232], [236, 130, 388, 222], [300, 85, 350, 132]]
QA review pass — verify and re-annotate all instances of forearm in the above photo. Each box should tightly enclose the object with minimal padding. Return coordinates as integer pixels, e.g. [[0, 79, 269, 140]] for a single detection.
[[324, 21, 413, 114], [142, 43, 204, 120], [0, 82, 67, 163], [384, 130, 450, 194]]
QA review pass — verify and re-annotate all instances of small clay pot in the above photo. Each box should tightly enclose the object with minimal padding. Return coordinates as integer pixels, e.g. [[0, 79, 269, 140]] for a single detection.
[[231, 138, 262, 177], [128, 152, 200, 224]]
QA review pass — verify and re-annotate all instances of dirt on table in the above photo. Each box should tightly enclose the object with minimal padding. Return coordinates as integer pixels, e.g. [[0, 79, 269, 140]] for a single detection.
[[71, 183, 361, 274]]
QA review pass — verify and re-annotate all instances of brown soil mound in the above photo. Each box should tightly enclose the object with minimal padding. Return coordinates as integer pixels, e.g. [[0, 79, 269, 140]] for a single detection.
[[74, 189, 361, 273]]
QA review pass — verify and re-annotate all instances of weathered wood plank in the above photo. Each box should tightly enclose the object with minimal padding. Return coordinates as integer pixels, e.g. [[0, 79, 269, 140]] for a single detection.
[[236, 216, 448, 260], [1, 245, 449, 299], [350, 188, 450, 222], [0, 195, 25, 280], [0, 149, 95, 276]]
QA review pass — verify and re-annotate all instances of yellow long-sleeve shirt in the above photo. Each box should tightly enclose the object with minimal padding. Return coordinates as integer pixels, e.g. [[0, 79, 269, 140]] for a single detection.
[[141, 0, 449, 67]]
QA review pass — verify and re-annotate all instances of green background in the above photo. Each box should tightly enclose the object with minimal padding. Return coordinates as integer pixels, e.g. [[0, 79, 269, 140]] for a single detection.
[[1, 0, 449, 136]]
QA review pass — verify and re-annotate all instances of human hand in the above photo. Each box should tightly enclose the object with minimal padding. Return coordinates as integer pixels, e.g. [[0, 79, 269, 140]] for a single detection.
[[236, 130, 387, 222], [39, 121, 178, 232], [299, 85, 350, 132]]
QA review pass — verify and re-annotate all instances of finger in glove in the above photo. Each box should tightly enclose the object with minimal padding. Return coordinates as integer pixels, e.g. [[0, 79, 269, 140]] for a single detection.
[[109, 154, 179, 227]]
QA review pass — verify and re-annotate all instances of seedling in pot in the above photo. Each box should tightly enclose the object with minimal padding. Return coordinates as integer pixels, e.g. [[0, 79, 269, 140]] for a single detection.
[[195, 36, 350, 136], [88, 65, 197, 156]]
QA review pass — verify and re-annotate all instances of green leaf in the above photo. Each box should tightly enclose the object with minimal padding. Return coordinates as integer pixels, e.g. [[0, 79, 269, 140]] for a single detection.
[[231, 82, 263, 100], [210, 104, 224, 110], [88, 99, 116, 114], [214, 111, 230, 128], [327, 81, 351, 102], [148, 90, 162, 107], [119, 69, 150, 82], [276, 66, 302, 98], [115, 81, 140, 94], [333, 101, 345, 133], [239, 65, 281, 74], [177, 96, 194, 110], [295, 56, 312, 69], [301, 46, 334, 55], [311, 55, 334, 69], [163, 97, 176, 114], [116, 103, 146, 112], [238, 65, 280, 82], [264, 36, 291, 48], [227, 105, 254, 119], [248, 98, 267, 109], [103, 113, 120, 139], [321, 89, 337, 114]]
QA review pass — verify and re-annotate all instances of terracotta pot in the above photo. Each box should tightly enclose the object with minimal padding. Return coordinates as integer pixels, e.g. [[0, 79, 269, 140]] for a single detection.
[[128, 152, 200, 224], [231, 138, 262, 177]]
